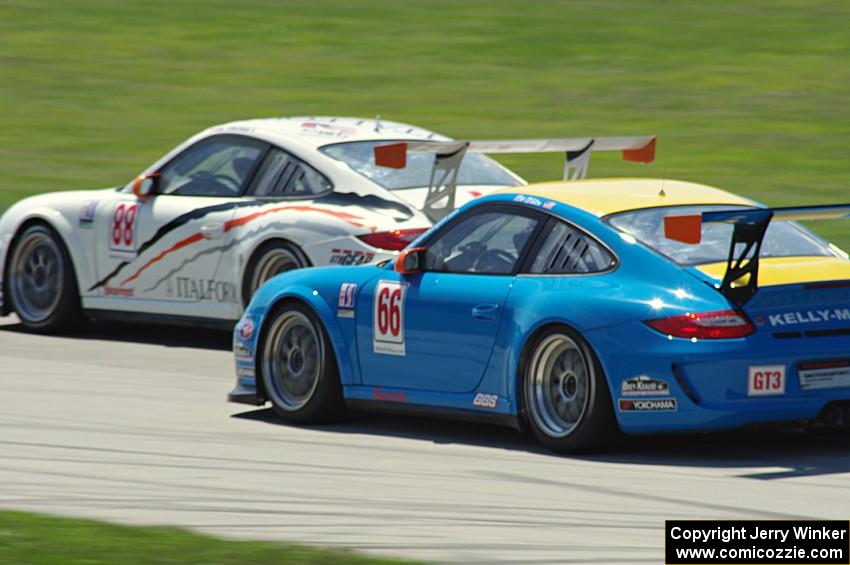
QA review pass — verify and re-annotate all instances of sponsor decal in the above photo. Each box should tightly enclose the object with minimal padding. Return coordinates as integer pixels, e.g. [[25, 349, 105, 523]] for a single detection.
[[619, 398, 677, 412], [238, 316, 254, 340], [542, 201, 557, 210], [236, 365, 255, 380], [338, 282, 357, 309], [768, 308, 850, 326], [301, 121, 357, 138], [103, 286, 134, 298], [330, 249, 375, 266], [798, 359, 850, 390], [79, 200, 97, 224], [89, 200, 370, 291], [109, 201, 138, 253], [513, 194, 544, 207], [621, 375, 669, 396], [372, 387, 407, 403], [748, 365, 786, 396], [373, 280, 406, 356], [233, 344, 252, 361], [175, 277, 238, 303], [472, 393, 498, 409]]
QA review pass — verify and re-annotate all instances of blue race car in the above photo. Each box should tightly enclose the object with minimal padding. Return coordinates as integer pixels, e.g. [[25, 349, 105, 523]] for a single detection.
[[229, 178, 850, 452]]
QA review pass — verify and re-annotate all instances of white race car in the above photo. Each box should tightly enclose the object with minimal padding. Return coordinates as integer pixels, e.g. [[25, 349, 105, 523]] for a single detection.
[[0, 116, 654, 331]]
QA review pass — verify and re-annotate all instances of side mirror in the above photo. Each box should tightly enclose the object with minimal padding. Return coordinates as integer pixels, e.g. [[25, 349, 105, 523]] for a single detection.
[[131, 173, 158, 199], [394, 246, 426, 275]]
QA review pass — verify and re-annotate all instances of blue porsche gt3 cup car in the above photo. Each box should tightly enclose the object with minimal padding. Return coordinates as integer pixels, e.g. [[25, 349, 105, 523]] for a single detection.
[[229, 178, 850, 452]]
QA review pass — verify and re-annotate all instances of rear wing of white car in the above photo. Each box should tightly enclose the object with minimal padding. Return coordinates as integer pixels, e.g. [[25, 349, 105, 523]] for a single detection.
[[664, 204, 850, 305], [374, 135, 656, 220]]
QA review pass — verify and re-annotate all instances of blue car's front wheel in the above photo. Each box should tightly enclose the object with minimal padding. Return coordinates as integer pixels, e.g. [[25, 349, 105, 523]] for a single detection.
[[522, 326, 620, 453], [260, 301, 345, 423]]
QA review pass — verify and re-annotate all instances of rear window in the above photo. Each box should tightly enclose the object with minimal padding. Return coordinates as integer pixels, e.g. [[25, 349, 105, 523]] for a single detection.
[[606, 204, 834, 265], [319, 140, 520, 190]]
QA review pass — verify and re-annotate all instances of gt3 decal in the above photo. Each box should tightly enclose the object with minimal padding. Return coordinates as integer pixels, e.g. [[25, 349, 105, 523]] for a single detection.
[[373, 280, 406, 356], [748, 365, 786, 396], [621, 376, 670, 396], [619, 398, 677, 412], [473, 393, 498, 409]]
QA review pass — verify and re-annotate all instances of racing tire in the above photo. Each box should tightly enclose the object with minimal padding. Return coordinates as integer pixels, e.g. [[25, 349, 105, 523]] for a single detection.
[[521, 325, 621, 453], [7, 223, 83, 333], [259, 301, 346, 423], [242, 241, 309, 306]]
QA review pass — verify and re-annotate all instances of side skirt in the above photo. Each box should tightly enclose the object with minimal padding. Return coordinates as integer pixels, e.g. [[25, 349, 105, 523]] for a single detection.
[[83, 309, 234, 331], [345, 398, 522, 430]]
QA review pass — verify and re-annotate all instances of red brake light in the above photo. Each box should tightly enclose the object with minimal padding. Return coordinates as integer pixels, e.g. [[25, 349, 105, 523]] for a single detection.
[[645, 310, 755, 339], [358, 228, 427, 251]]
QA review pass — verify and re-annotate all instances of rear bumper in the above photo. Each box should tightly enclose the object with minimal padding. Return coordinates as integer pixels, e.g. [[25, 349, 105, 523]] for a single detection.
[[587, 323, 850, 434]]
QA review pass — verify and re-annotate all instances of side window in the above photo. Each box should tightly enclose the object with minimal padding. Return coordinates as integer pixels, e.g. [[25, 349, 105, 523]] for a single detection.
[[424, 208, 541, 275], [157, 136, 266, 197], [249, 148, 331, 197], [529, 220, 616, 274]]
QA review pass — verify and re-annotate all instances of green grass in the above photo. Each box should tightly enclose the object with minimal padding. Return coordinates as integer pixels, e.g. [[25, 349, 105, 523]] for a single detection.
[[0, 510, 422, 564], [1, 0, 849, 248]]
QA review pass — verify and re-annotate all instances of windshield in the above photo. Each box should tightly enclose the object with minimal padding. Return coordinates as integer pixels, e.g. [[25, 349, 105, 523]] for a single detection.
[[320, 140, 521, 190], [606, 204, 835, 265]]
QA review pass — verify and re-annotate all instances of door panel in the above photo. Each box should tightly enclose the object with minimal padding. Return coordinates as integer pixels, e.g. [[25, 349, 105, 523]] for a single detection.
[[356, 270, 512, 393]]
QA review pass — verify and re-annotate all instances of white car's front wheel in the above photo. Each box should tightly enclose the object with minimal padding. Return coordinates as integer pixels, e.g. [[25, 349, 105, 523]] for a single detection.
[[7, 224, 82, 332]]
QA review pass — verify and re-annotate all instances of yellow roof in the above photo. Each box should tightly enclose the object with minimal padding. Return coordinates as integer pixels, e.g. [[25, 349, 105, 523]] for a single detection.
[[500, 178, 755, 216], [698, 257, 850, 287]]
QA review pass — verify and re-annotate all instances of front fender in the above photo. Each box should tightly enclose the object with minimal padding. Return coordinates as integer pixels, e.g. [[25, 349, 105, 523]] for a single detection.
[[1, 196, 98, 313]]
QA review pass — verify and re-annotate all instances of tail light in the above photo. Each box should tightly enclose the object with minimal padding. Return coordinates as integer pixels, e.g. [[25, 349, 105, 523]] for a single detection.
[[358, 228, 427, 251], [645, 309, 755, 339]]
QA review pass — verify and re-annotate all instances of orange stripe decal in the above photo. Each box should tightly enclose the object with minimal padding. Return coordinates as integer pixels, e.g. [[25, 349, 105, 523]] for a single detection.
[[119, 205, 367, 286]]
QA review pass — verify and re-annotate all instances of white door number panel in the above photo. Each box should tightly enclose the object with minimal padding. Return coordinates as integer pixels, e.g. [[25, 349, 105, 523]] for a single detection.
[[748, 365, 786, 396], [109, 201, 139, 253], [373, 280, 406, 356]]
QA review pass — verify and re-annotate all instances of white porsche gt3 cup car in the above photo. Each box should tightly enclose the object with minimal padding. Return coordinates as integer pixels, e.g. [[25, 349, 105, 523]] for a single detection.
[[0, 116, 654, 331]]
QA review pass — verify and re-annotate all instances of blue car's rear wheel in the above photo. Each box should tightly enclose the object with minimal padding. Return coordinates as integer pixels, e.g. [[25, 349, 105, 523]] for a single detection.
[[260, 301, 345, 423], [522, 326, 619, 453]]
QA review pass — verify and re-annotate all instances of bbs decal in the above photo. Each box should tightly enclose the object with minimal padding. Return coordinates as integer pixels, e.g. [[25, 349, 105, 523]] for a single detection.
[[373, 280, 406, 356]]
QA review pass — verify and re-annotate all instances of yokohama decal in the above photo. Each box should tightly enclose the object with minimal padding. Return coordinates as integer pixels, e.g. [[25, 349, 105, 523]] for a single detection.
[[373, 280, 406, 356]]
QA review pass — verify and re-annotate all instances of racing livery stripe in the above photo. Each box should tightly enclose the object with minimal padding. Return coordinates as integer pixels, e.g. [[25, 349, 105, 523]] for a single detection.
[[118, 205, 372, 287]]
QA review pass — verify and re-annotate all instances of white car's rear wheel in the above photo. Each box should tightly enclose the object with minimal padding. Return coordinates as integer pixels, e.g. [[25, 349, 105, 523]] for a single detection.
[[243, 242, 308, 305], [8, 224, 81, 332]]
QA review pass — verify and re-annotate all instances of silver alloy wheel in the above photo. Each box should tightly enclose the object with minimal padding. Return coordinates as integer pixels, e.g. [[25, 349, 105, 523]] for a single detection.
[[9, 229, 65, 323], [250, 247, 301, 296], [526, 333, 591, 438], [262, 310, 323, 411]]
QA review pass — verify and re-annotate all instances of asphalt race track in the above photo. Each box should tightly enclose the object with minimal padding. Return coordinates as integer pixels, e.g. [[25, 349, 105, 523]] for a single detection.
[[2, 316, 850, 564]]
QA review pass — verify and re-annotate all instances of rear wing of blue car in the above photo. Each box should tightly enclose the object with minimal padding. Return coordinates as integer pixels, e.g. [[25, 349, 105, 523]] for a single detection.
[[374, 135, 656, 221], [665, 204, 850, 306]]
